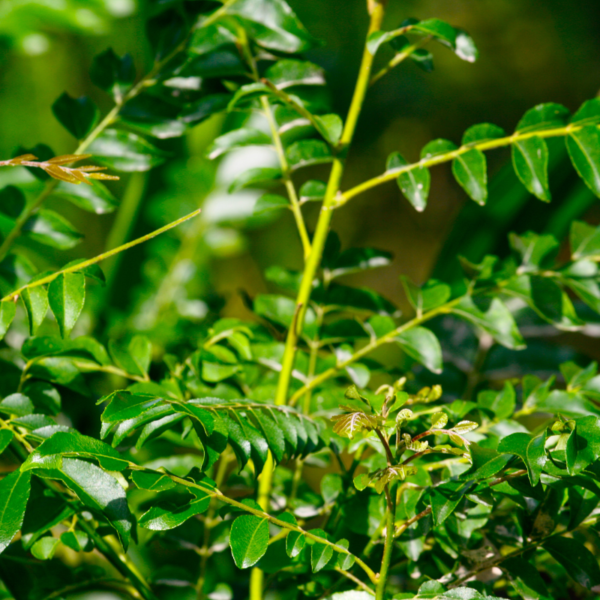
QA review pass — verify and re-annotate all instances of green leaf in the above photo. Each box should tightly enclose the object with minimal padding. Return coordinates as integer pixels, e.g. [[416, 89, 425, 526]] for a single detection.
[[60, 530, 93, 552], [314, 114, 343, 146], [229, 168, 282, 193], [31, 536, 59, 560], [138, 492, 211, 531], [526, 430, 547, 486], [48, 273, 85, 339], [387, 152, 430, 212], [265, 59, 325, 88], [101, 391, 162, 423], [478, 382, 516, 420], [208, 128, 272, 160], [202, 361, 240, 382], [462, 123, 505, 145], [401, 277, 451, 314], [571, 221, 600, 260], [253, 194, 289, 216], [38, 458, 133, 549], [310, 529, 334, 572], [570, 416, 600, 474], [51, 180, 118, 215], [87, 129, 168, 172], [22, 286, 49, 336], [452, 149, 487, 204], [543, 536, 600, 589], [286, 140, 332, 170], [0, 469, 31, 554], [512, 136, 551, 201], [90, 48, 135, 101], [570, 98, 600, 125], [395, 327, 442, 373], [52, 93, 99, 139], [566, 125, 600, 198], [0, 301, 16, 340], [0, 430, 13, 456], [0, 394, 34, 417], [227, 0, 315, 54], [516, 103, 570, 132], [412, 18, 457, 47], [23, 210, 83, 250], [128, 335, 152, 377], [299, 180, 326, 203], [230, 515, 269, 569], [24, 431, 128, 472], [503, 557, 551, 600], [430, 480, 470, 525], [452, 296, 525, 350], [131, 470, 176, 492], [421, 138, 458, 160], [455, 29, 478, 62]]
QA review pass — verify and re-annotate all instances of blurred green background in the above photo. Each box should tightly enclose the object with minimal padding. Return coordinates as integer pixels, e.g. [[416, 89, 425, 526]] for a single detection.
[[1, 0, 599, 353]]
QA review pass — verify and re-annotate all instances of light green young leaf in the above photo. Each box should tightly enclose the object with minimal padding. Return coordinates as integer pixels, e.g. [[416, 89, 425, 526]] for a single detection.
[[48, 272, 85, 339], [31, 536, 59, 560]]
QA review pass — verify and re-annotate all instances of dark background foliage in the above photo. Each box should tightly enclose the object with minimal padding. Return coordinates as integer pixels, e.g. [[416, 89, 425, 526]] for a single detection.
[[2, 0, 600, 330]]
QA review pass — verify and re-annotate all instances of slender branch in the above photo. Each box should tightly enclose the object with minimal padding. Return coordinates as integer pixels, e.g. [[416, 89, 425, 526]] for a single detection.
[[0, 208, 202, 304], [370, 36, 432, 86], [260, 97, 312, 259], [337, 123, 584, 207], [375, 486, 395, 600], [334, 567, 375, 595], [289, 296, 463, 406], [163, 473, 379, 585]]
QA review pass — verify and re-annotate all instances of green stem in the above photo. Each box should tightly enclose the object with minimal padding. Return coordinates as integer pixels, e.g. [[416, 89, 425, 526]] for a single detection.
[[334, 567, 375, 595], [249, 8, 387, 596], [338, 122, 586, 207], [370, 36, 432, 86], [274, 0, 386, 409], [0, 207, 202, 303], [261, 96, 312, 259], [163, 474, 378, 584], [375, 486, 395, 600], [290, 295, 463, 405]]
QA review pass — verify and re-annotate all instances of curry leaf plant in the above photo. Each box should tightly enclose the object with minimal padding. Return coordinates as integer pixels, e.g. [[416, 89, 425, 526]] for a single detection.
[[1, 2, 600, 600]]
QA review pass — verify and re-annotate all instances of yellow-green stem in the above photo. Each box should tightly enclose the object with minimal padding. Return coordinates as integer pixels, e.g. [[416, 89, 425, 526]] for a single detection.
[[375, 487, 395, 600], [249, 6, 386, 598], [0, 208, 202, 303]]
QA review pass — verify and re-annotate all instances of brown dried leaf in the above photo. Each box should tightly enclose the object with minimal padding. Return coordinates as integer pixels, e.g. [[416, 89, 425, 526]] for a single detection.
[[85, 172, 120, 181], [70, 169, 93, 185], [10, 154, 38, 164], [77, 165, 107, 172], [45, 164, 81, 184], [47, 154, 92, 165]]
